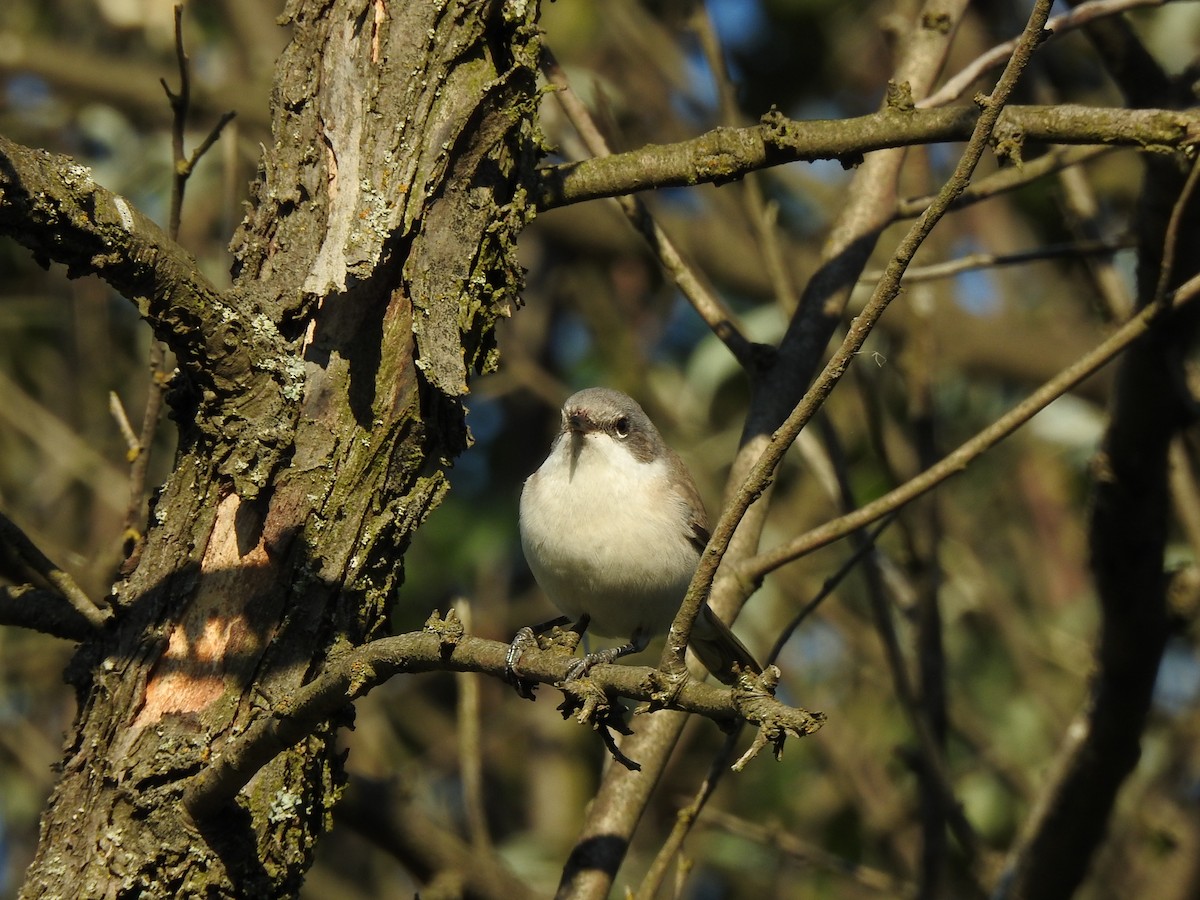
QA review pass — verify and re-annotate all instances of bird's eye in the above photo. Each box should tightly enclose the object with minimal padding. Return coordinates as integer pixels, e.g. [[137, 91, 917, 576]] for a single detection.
[[614, 416, 630, 438]]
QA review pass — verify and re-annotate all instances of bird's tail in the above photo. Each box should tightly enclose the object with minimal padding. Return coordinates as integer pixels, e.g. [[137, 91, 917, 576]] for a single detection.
[[688, 604, 761, 686]]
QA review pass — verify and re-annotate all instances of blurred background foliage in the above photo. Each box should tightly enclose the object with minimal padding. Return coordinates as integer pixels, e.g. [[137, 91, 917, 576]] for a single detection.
[[2, 0, 1200, 898]]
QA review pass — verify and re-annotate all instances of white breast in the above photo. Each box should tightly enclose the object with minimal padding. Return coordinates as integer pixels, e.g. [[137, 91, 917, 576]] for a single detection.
[[519, 431, 699, 639]]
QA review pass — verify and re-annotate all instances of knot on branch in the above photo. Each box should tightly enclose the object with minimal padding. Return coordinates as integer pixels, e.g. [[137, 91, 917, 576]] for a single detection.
[[758, 107, 793, 151], [884, 80, 915, 113], [640, 666, 690, 713], [424, 609, 464, 657], [730, 665, 826, 771], [993, 120, 1026, 166]]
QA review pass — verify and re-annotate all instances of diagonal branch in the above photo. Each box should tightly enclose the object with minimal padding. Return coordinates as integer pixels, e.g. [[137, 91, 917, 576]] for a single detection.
[[740, 269, 1200, 583], [0, 585, 97, 641], [0, 510, 110, 629], [661, 0, 1058, 678], [0, 134, 250, 383], [0, 134, 299, 495]]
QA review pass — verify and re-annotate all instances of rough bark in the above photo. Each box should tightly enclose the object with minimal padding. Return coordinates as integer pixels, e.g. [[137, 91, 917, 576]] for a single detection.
[[13, 1, 540, 897]]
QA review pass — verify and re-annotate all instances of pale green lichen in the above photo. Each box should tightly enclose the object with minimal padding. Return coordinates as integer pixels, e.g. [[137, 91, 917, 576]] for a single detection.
[[268, 789, 303, 824]]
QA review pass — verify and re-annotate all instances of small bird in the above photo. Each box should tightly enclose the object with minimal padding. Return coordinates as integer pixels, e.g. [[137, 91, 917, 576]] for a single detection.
[[516, 387, 759, 684]]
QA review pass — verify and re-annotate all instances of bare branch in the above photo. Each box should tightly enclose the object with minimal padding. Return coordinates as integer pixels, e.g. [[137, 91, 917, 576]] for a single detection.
[[183, 615, 823, 820], [895, 145, 1114, 220], [741, 270, 1200, 583], [920, 0, 1165, 108], [537, 105, 1196, 210], [539, 48, 756, 367], [0, 510, 110, 628], [0, 584, 95, 641], [860, 235, 1133, 285], [161, 7, 238, 240]]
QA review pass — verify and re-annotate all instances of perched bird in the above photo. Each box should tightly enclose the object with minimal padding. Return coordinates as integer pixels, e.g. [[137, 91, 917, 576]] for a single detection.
[[516, 387, 759, 684]]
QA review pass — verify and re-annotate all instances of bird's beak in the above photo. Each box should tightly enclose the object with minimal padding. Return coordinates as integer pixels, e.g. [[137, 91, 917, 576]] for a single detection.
[[561, 411, 588, 478]]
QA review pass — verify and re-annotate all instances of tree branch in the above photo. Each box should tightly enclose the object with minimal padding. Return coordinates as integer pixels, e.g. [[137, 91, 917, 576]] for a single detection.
[[0, 135, 239, 377], [740, 269, 1200, 583], [0, 584, 95, 641], [0, 510, 109, 628], [0, 133, 300, 495], [182, 614, 823, 820], [536, 105, 1197, 210], [894, 145, 1113, 220]]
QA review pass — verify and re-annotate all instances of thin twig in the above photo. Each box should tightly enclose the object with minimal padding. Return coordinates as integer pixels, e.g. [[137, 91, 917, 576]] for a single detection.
[[120, 342, 167, 561], [766, 515, 897, 665], [540, 48, 756, 367], [1152, 153, 1200, 307], [123, 5, 234, 563], [186, 111, 238, 176], [162, 5, 190, 240], [895, 145, 1114, 221], [740, 269, 1200, 583], [859, 235, 1133, 286], [107, 391, 139, 453], [0, 511, 110, 629], [919, 0, 1165, 108]]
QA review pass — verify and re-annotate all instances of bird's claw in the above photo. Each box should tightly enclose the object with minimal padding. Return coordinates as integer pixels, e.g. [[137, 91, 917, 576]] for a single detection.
[[561, 645, 624, 682], [505, 626, 540, 700]]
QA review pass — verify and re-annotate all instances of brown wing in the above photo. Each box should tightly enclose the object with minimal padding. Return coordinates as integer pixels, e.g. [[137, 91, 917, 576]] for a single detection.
[[665, 445, 710, 554], [689, 604, 762, 685]]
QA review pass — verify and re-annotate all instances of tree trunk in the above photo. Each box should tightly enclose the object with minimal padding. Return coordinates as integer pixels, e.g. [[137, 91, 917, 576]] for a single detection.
[[19, 1, 540, 896]]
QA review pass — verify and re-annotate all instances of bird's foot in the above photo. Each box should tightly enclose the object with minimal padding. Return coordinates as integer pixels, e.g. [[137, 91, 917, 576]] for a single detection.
[[504, 626, 541, 700], [505, 617, 579, 699], [562, 645, 625, 681]]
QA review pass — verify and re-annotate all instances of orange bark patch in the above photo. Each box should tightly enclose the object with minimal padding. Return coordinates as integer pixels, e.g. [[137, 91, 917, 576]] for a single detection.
[[134, 493, 280, 725]]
